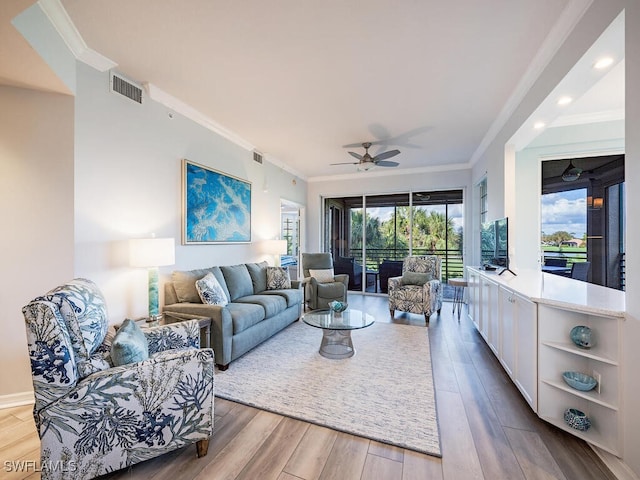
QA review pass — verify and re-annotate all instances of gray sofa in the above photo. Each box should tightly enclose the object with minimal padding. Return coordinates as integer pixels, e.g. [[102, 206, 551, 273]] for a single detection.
[[164, 261, 303, 370]]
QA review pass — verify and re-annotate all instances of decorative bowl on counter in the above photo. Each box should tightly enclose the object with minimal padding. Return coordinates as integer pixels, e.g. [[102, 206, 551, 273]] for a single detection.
[[570, 325, 595, 349], [562, 371, 597, 391], [328, 301, 348, 314], [564, 408, 591, 432]]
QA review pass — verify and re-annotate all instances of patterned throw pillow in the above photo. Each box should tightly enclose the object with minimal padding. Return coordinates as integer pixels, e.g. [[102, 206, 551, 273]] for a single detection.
[[111, 319, 149, 366], [266, 267, 291, 290], [309, 268, 335, 283], [195, 272, 229, 306]]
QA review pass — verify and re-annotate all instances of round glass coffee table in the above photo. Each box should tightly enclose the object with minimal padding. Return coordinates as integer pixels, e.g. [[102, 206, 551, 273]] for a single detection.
[[302, 309, 375, 359]]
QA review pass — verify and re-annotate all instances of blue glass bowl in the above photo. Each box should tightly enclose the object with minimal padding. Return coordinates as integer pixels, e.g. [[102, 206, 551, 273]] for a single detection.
[[562, 371, 597, 391], [328, 301, 348, 313], [564, 408, 591, 431]]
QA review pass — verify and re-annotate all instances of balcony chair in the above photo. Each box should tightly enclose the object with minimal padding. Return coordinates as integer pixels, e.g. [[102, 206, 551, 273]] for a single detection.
[[302, 253, 348, 309], [388, 255, 443, 324], [571, 261, 591, 281], [379, 259, 404, 293], [333, 256, 363, 290], [22, 278, 215, 480], [545, 257, 567, 267]]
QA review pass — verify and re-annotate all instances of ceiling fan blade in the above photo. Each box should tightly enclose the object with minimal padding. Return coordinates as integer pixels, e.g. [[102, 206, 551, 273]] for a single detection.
[[348, 151, 363, 160], [330, 161, 360, 166], [373, 149, 400, 161], [375, 160, 399, 167]]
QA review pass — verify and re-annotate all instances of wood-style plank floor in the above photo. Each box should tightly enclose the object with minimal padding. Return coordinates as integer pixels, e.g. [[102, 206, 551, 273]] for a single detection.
[[0, 294, 616, 480]]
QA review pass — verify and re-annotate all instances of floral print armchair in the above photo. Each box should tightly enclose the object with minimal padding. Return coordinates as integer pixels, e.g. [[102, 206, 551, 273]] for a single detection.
[[388, 255, 443, 324], [22, 278, 215, 480]]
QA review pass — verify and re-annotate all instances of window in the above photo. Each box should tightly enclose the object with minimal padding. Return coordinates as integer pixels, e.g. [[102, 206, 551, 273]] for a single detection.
[[323, 190, 463, 294]]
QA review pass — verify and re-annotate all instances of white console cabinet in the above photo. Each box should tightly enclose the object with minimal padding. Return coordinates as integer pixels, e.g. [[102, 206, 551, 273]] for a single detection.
[[500, 287, 537, 410], [466, 267, 624, 455]]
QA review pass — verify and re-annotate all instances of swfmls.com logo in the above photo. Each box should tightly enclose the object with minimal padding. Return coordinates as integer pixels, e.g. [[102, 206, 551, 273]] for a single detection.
[[4, 460, 78, 473]]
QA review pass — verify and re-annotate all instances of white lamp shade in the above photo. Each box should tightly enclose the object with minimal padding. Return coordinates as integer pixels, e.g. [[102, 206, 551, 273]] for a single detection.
[[262, 239, 288, 255], [129, 238, 175, 267]]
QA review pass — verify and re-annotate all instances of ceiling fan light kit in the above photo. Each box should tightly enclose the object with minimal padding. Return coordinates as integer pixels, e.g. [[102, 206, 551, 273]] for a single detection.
[[562, 160, 582, 182], [331, 142, 400, 171]]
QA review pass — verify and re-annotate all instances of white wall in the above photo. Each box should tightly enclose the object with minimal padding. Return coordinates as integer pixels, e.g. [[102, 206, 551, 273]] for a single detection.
[[306, 168, 472, 257], [0, 85, 74, 399], [0, 62, 307, 404], [74, 63, 307, 322], [471, 0, 628, 225], [622, 1, 640, 474]]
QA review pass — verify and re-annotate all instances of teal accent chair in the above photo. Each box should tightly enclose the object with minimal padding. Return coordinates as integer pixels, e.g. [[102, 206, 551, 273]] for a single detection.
[[302, 253, 348, 310]]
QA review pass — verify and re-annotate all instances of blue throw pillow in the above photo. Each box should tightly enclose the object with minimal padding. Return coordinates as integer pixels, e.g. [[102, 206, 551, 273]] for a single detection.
[[111, 319, 149, 366]]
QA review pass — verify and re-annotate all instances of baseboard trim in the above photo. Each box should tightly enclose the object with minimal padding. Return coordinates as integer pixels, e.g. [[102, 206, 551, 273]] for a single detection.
[[0, 391, 34, 409], [592, 445, 640, 480]]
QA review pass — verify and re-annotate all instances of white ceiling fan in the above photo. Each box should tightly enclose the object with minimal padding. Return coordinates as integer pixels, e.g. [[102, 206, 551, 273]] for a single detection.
[[331, 142, 400, 170]]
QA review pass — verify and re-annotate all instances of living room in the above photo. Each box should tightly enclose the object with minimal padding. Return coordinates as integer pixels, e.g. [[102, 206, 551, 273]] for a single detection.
[[1, 1, 640, 479]]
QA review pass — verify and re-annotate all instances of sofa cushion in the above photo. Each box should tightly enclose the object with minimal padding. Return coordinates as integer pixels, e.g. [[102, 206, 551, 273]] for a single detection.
[[246, 261, 268, 294], [266, 266, 291, 290], [261, 288, 303, 308], [195, 272, 229, 306], [111, 319, 149, 366], [221, 264, 254, 300], [317, 282, 346, 298], [172, 267, 230, 304], [226, 302, 266, 334], [235, 294, 287, 318]]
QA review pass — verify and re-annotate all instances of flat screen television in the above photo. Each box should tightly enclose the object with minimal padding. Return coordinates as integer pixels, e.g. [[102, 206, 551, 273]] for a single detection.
[[481, 217, 510, 270]]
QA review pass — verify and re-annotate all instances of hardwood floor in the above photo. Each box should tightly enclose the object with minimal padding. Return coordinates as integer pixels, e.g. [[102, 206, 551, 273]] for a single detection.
[[0, 294, 617, 480]]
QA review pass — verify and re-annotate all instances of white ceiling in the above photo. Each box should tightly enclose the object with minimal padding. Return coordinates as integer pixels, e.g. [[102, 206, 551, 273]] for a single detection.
[[3, 0, 623, 179]]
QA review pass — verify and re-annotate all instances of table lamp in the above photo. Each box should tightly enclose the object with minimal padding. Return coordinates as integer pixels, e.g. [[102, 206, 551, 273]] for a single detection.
[[129, 237, 175, 321], [263, 239, 288, 266]]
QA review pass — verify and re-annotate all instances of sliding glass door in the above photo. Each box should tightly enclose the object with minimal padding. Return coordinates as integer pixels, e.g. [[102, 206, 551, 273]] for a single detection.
[[323, 190, 463, 295]]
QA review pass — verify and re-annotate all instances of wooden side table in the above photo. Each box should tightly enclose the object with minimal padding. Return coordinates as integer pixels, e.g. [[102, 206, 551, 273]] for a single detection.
[[448, 278, 468, 322]]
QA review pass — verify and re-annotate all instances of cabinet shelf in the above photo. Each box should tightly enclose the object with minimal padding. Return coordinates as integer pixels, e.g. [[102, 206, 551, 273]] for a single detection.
[[541, 379, 618, 410], [539, 415, 619, 456], [541, 341, 618, 366]]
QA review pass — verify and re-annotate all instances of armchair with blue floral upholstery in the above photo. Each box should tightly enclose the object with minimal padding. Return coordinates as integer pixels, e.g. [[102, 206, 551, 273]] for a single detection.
[[22, 278, 215, 480], [388, 255, 443, 324]]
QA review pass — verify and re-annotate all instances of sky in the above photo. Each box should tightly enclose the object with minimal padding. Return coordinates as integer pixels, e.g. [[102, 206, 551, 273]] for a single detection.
[[541, 189, 587, 238]]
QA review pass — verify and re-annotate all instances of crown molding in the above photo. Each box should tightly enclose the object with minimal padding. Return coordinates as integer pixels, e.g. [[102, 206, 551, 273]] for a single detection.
[[551, 108, 625, 128], [144, 82, 255, 151], [307, 161, 471, 183], [469, 0, 593, 166], [263, 154, 307, 182], [38, 0, 116, 71]]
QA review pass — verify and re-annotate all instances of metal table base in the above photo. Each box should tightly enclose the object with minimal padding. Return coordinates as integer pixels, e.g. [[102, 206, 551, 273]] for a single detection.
[[319, 329, 355, 359]]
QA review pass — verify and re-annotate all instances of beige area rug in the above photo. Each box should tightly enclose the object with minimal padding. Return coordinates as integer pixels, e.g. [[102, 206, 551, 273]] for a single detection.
[[214, 320, 441, 457]]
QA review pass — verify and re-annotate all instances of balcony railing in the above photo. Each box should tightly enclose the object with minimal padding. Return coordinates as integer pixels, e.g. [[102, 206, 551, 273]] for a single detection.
[[346, 247, 464, 283]]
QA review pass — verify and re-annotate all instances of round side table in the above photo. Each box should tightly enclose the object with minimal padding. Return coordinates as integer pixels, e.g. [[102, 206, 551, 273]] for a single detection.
[[448, 278, 468, 322]]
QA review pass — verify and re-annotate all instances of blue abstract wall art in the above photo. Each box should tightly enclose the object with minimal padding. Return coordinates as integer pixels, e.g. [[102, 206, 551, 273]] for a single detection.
[[182, 159, 251, 244]]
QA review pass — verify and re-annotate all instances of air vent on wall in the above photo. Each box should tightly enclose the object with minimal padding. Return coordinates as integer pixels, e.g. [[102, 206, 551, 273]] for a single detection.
[[253, 150, 263, 164], [110, 72, 143, 104]]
